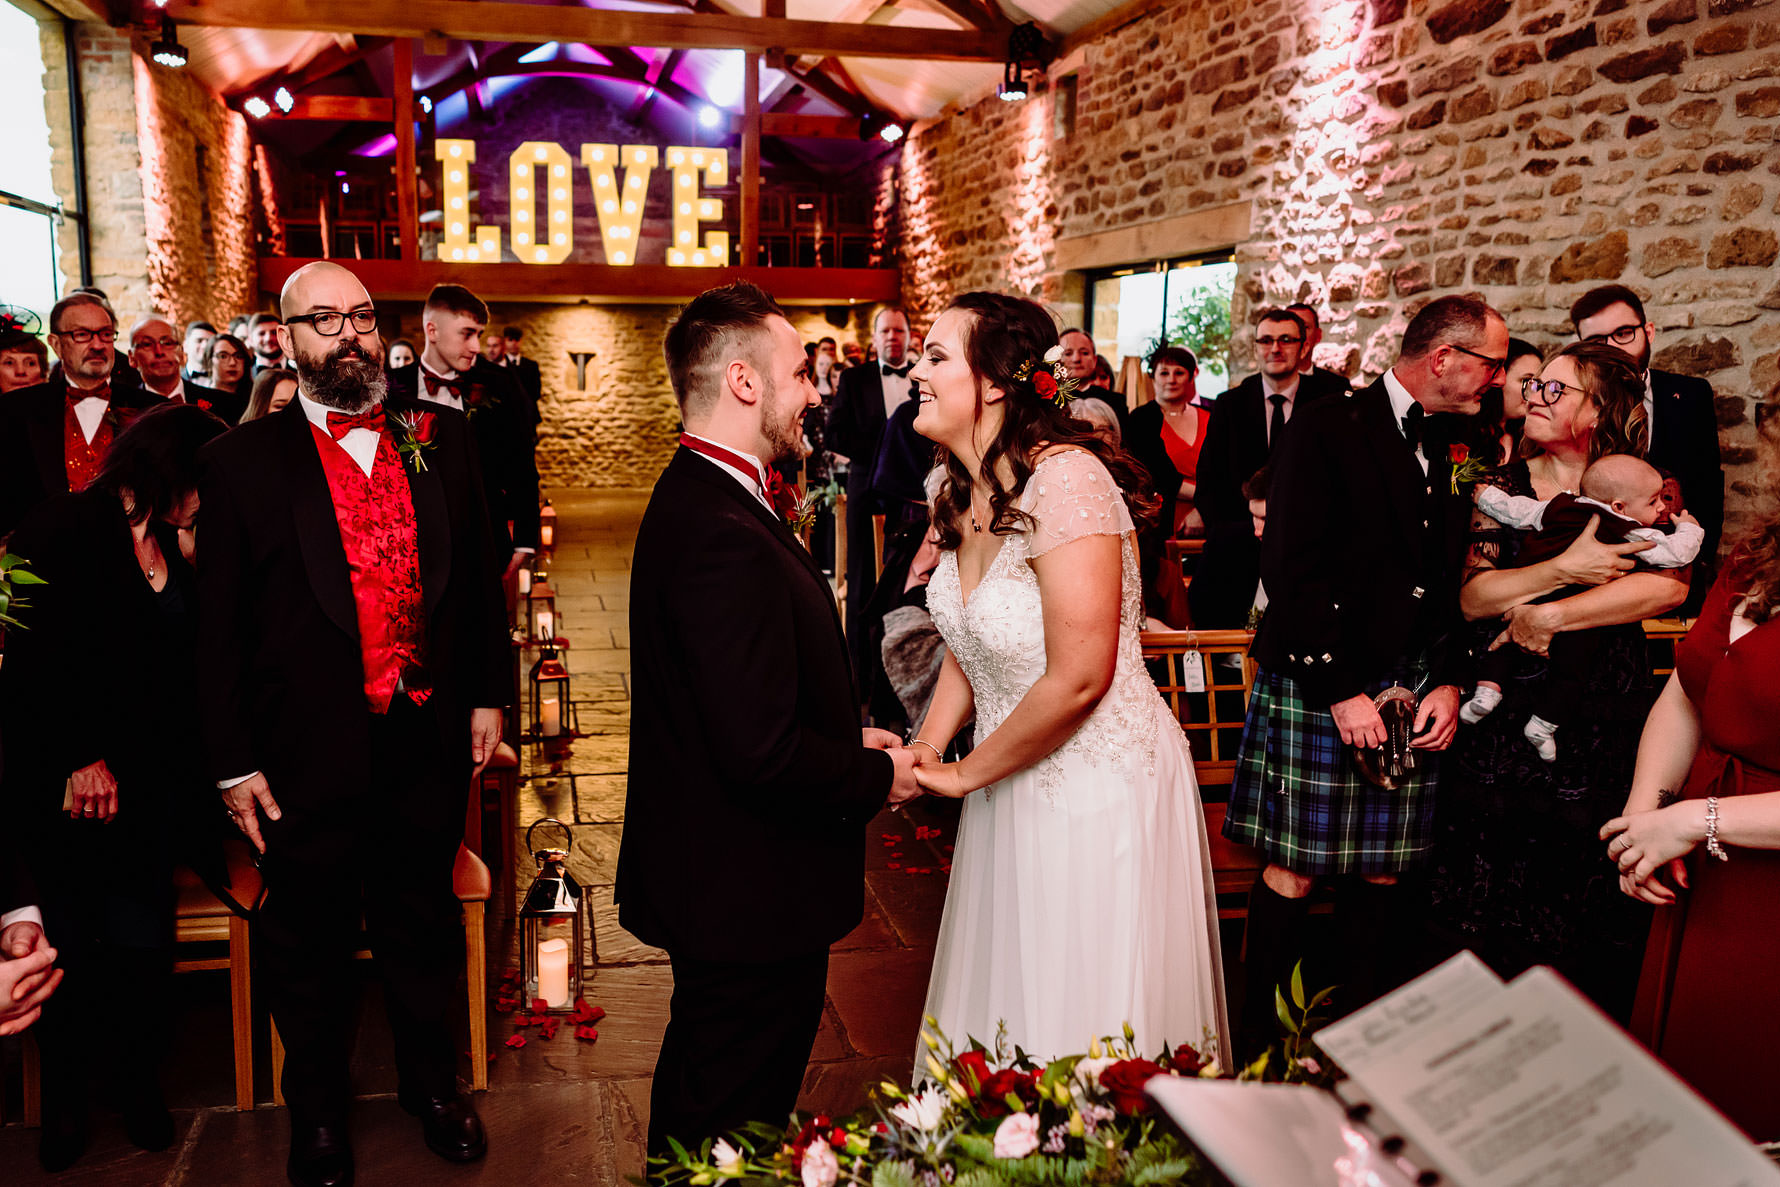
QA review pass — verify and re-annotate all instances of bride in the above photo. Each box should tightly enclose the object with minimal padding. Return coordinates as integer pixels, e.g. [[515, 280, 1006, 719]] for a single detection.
[[905, 291, 1229, 1070]]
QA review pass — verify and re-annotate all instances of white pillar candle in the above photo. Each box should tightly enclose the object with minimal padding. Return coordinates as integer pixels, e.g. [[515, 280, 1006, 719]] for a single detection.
[[517, 567, 532, 594], [536, 609, 554, 642], [541, 696, 562, 738], [537, 937, 570, 1008]]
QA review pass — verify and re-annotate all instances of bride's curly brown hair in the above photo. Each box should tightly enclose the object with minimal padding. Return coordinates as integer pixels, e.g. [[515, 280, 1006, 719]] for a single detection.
[[1727, 379, 1780, 622], [930, 291, 1158, 551]]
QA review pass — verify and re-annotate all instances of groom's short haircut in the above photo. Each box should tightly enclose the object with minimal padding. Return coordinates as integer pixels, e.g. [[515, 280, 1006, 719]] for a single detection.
[[424, 283, 488, 325], [665, 281, 787, 418], [1399, 294, 1499, 361]]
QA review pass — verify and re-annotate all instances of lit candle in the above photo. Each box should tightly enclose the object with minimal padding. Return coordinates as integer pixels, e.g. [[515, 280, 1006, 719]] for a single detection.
[[541, 696, 562, 738], [517, 567, 532, 595], [537, 937, 570, 1008], [536, 609, 554, 642], [539, 522, 555, 548]]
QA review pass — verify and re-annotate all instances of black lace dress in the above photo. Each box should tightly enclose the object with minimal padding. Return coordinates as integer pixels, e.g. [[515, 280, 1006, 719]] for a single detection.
[[1424, 461, 1658, 1023]]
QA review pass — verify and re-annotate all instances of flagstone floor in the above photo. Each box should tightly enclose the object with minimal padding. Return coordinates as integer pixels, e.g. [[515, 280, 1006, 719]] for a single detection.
[[0, 489, 957, 1185]]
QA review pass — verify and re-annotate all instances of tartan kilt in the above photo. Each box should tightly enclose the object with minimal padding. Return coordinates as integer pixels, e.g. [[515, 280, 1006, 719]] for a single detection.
[[1222, 664, 1440, 877]]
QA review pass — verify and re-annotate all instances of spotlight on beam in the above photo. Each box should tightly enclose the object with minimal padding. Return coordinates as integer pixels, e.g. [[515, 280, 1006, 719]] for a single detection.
[[244, 96, 271, 119], [274, 86, 294, 114], [150, 16, 187, 69], [879, 120, 905, 143], [998, 63, 1028, 102], [858, 112, 906, 144], [419, 94, 433, 114], [697, 105, 722, 130], [999, 22, 1047, 102]]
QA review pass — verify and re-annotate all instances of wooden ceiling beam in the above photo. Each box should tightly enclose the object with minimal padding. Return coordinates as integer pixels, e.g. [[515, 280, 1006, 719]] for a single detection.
[[161, 0, 1005, 60], [760, 113, 862, 138]]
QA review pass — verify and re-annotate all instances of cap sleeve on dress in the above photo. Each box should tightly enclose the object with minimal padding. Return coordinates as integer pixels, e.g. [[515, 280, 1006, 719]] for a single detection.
[[1023, 449, 1135, 560]]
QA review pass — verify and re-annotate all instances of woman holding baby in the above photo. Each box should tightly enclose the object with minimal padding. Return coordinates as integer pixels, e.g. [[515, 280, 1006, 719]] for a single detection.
[[1422, 340, 1690, 1023]]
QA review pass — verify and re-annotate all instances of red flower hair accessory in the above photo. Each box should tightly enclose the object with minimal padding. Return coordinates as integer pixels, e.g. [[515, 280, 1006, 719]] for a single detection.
[[1011, 344, 1078, 409]]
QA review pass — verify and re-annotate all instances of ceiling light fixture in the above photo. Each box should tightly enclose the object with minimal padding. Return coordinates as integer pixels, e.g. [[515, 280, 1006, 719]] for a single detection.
[[999, 22, 1048, 102], [273, 86, 294, 114], [419, 94, 433, 114], [243, 96, 271, 118], [150, 16, 187, 69], [698, 105, 722, 129]]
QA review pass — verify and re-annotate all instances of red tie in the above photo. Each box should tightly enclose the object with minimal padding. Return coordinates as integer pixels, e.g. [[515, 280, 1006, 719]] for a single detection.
[[66, 381, 110, 404], [327, 407, 385, 440], [679, 433, 800, 517]]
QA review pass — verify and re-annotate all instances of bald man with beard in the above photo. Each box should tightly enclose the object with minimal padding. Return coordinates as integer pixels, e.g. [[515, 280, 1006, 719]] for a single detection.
[[197, 262, 509, 1187]]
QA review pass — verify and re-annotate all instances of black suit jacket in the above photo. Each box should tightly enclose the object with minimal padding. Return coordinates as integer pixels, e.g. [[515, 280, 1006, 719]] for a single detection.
[[1646, 368, 1723, 611], [1188, 372, 1341, 627], [505, 355, 543, 426], [387, 360, 542, 554], [1250, 380, 1473, 705], [829, 363, 913, 511], [0, 378, 160, 540], [196, 400, 510, 805], [618, 447, 894, 962], [0, 843, 30, 920]]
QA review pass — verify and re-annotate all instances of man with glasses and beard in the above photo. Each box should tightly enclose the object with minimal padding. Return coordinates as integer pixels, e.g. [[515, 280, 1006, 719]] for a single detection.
[[197, 262, 509, 1187], [0, 292, 157, 537], [1571, 284, 1723, 612]]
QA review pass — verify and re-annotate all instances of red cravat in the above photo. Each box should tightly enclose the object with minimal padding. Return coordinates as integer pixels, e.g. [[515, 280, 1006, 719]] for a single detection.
[[422, 371, 463, 402], [327, 407, 385, 440], [679, 433, 800, 518], [66, 381, 110, 404]]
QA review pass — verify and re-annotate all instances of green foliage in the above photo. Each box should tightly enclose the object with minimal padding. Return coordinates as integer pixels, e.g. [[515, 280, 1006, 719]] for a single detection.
[[0, 552, 44, 632], [1163, 288, 1232, 367], [873, 1162, 919, 1187]]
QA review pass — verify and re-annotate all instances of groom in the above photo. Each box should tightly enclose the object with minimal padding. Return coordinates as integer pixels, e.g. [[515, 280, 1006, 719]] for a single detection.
[[619, 282, 919, 1155]]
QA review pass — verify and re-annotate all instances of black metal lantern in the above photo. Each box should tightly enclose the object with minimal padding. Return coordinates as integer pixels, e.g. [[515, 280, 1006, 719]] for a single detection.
[[529, 644, 577, 740], [538, 499, 557, 550], [519, 819, 590, 1012], [527, 573, 558, 645]]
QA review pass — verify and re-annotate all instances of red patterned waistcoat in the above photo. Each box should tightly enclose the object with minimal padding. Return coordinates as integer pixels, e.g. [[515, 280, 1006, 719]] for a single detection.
[[310, 423, 430, 713], [64, 400, 114, 492]]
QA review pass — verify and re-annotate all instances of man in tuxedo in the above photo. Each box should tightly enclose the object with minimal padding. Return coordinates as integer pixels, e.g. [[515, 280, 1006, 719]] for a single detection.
[[1224, 295, 1505, 1054], [199, 262, 509, 1187], [1, 850, 62, 1037], [0, 293, 156, 538], [248, 312, 291, 376], [183, 320, 216, 380], [1190, 308, 1341, 628], [501, 326, 544, 426], [620, 281, 919, 1155], [126, 316, 243, 421], [1571, 284, 1723, 614], [386, 284, 541, 580], [1058, 327, 1128, 417], [828, 306, 915, 709], [1286, 303, 1355, 397]]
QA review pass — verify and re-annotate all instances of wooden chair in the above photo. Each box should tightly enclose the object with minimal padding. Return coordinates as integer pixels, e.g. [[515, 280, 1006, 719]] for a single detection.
[[474, 741, 519, 909], [1642, 616, 1692, 681]]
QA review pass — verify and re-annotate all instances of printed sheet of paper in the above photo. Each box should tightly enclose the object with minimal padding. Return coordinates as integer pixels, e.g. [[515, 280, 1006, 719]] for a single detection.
[[1323, 959, 1780, 1187]]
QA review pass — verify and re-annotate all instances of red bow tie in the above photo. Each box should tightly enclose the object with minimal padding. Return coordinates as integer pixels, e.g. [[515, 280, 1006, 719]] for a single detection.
[[423, 372, 463, 402], [679, 433, 801, 519], [326, 407, 385, 440], [66, 381, 110, 404]]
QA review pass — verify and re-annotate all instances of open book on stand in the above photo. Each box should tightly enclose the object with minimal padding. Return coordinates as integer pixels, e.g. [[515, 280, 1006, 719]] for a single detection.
[[1150, 952, 1780, 1187]]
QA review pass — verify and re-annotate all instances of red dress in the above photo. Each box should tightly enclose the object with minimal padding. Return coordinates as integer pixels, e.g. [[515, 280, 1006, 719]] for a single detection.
[[1631, 562, 1780, 1139]]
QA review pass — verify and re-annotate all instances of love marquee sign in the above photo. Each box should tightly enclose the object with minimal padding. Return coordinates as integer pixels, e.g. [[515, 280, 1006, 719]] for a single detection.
[[434, 138, 730, 267]]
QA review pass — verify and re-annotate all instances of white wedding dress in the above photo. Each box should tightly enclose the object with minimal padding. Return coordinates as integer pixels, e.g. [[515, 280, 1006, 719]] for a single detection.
[[918, 449, 1230, 1071]]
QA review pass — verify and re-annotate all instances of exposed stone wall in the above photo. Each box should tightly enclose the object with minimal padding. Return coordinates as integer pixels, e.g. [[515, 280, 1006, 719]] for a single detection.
[[901, 0, 1780, 526]]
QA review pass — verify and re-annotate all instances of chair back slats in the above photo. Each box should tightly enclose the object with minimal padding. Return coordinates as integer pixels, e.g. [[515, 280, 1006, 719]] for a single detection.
[[1140, 628, 1256, 800]]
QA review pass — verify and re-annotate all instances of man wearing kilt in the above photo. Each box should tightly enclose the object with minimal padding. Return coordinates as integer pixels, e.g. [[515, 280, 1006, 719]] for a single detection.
[[1223, 295, 1509, 1056]]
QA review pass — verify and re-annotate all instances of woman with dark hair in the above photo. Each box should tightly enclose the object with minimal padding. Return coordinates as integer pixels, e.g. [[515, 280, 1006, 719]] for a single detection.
[[1424, 340, 1688, 1022], [0, 403, 229, 1171], [1502, 337, 1542, 459], [240, 366, 298, 423], [903, 291, 1229, 1068], [387, 336, 418, 371], [1603, 381, 1780, 1140], [198, 331, 249, 396], [1126, 345, 1207, 624], [0, 327, 48, 393]]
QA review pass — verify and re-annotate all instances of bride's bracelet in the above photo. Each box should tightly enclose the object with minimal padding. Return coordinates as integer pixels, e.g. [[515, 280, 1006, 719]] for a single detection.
[[1705, 795, 1729, 862], [909, 738, 944, 762]]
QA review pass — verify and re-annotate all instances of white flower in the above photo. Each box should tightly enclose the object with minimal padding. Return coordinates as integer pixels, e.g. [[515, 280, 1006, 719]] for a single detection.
[[890, 1086, 948, 1131], [1042, 345, 1064, 364], [800, 1138, 839, 1187], [712, 1138, 744, 1175], [993, 1112, 1041, 1159], [1072, 1055, 1116, 1092]]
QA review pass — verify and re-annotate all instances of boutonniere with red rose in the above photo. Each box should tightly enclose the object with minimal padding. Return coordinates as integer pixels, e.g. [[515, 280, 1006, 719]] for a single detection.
[[195, 398, 213, 413], [464, 380, 500, 420], [393, 409, 438, 473], [1448, 443, 1489, 495]]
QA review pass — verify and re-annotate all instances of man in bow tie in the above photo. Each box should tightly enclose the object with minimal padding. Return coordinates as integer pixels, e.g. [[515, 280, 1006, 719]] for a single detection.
[[197, 262, 510, 1187], [827, 305, 916, 716], [386, 284, 540, 580], [623, 282, 919, 1157], [0, 292, 157, 538]]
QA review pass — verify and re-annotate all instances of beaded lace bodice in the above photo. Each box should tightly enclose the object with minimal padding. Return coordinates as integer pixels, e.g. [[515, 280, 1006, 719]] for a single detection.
[[927, 450, 1163, 802]]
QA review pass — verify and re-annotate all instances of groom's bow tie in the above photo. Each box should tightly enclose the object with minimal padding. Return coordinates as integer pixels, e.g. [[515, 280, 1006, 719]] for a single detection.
[[881, 363, 912, 378]]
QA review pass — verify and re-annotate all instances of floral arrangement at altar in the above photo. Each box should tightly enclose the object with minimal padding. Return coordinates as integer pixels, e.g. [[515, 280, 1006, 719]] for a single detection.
[[647, 971, 1335, 1187]]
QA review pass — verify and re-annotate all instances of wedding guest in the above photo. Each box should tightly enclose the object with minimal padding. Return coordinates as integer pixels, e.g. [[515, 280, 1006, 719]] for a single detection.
[[226, 314, 251, 340], [199, 262, 509, 1186], [2, 404, 227, 1170], [1127, 347, 1208, 624], [1500, 337, 1542, 460], [183, 320, 216, 379], [1606, 383, 1780, 1141], [240, 367, 299, 423], [1572, 284, 1723, 612], [0, 293, 156, 537], [1425, 341, 1687, 1024], [386, 338, 417, 370], [48, 286, 137, 392], [813, 336, 841, 398], [199, 332, 250, 398], [1190, 309, 1340, 629], [501, 326, 543, 426], [0, 326, 47, 392], [1, 847, 62, 1038], [387, 284, 540, 580], [129, 316, 242, 421], [247, 312, 289, 375], [479, 329, 505, 365], [1225, 295, 1506, 1056], [1074, 395, 1121, 445], [621, 281, 916, 1155], [830, 306, 916, 707], [1091, 353, 1116, 390], [1058, 327, 1127, 417], [1286, 302, 1353, 396]]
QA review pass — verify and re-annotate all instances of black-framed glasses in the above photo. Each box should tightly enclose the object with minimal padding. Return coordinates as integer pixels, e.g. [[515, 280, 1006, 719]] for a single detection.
[[1582, 323, 1643, 347], [133, 336, 181, 352], [52, 326, 117, 345], [286, 308, 378, 337], [1254, 335, 1303, 348], [1448, 343, 1507, 373], [1522, 376, 1583, 406]]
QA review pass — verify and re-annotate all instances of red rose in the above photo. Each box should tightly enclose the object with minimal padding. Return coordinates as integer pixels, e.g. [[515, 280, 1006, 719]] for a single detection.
[[976, 1068, 1039, 1117], [1098, 1059, 1165, 1115], [952, 1049, 992, 1095], [1166, 1044, 1208, 1075], [411, 411, 438, 443], [1449, 443, 1469, 464], [1032, 371, 1058, 398], [196, 398, 213, 412]]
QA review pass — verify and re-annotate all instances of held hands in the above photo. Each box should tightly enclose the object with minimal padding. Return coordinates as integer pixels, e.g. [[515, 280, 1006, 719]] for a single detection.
[[905, 740, 971, 799], [0, 933, 62, 1036], [69, 759, 119, 822], [222, 773, 282, 854], [1601, 803, 1705, 904], [862, 728, 923, 808], [1554, 516, 1653, 586]]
